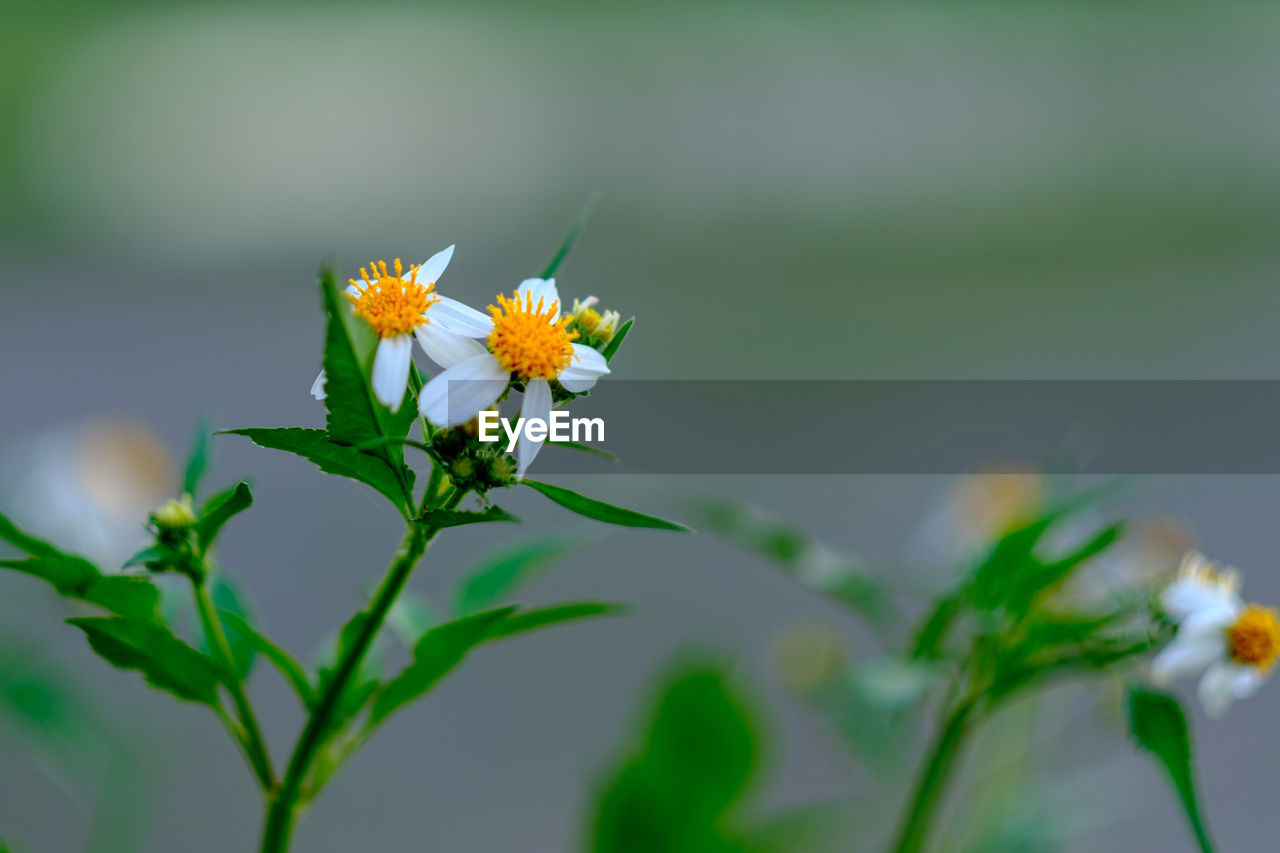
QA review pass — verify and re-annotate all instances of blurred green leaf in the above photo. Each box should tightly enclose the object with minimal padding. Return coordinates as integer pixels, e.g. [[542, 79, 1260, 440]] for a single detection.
[[486, 601, 627, 641], [182, 418, 212, 498], [523, 480, 690, 531], [453, 533, 594, 616], [318, 265, 416, 504], [368, 607, 514, 729], [600, 317, 633, 364], [1127, 687, 1215, 853], [541, 192, 601, 279], [591, 664, 759, 853], [0, 512, 75, 560], [417, 505, 521, 530], [196, 481, 253, 551], [314, 612, 387, 727], [698, 500, 899, 637], [217, 608, 315, 709], [387, 591, 437, 647], [225, 428, 407, 510], [68, 617, 222, 706], [81, 576, 160, 620]]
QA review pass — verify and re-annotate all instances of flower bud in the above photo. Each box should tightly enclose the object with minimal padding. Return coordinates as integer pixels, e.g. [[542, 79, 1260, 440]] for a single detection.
[[152, 494, 197, 529]]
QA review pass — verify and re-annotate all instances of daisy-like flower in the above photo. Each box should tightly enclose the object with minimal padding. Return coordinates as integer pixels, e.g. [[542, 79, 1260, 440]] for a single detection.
[[310, 245, 492, 410], [1152, 551, 1280, 717], [417, 277, 611, 476]]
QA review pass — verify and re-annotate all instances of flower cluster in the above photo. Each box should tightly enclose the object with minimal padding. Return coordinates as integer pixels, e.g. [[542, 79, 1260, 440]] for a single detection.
[[313, 245, 616, 478]]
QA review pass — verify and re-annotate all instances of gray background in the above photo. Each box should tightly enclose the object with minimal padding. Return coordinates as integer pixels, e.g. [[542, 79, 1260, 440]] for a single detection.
[[3, 1, 1280, 850]]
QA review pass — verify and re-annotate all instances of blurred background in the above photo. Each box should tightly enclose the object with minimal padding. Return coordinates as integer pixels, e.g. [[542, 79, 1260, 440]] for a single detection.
[[4, 0, 1280, 850]]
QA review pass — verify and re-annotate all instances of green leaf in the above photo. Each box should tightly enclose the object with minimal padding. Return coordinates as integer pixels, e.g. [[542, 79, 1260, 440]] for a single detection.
[[591, 664, 759, 853], [318, 266, 415, 506], [182, 418, 212, 497], [68, 617, 222, 706], [387, 591, 437, 647], [314, 612, 386, 726], [698, 500, 899, 637], [0, 553, 158, 620], [417, 505, 521, 530], [541, 192, 601, 279], [600, 317, 633, 364], [368, 607, 514, 729], [196, 481, 253, 550], [453, 533, 595, 615], [0, 512, 71, 560], [217, 609, 315, 709], [522, 480, 689, 531], [486, 602, 627, 641], [224, 428, 407, 510], [81, 576, 160, 620], [1127, 687, 1215, 853]]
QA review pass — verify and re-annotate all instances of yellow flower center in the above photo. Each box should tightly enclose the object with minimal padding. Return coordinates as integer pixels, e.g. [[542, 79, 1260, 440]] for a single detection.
[[1227, 604, 1280, 670], [486, 291, 578, 380], [346, 259, 438, 338]]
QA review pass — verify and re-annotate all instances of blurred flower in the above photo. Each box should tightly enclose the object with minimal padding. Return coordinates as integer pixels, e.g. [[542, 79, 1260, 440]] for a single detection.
[[310, 245, 492, 409], [771, 619, 846, 693], [418, 277, 610, 476], [1152, 551, 1279, 718], [910, 468, 1045, 567], [2, 420, 173, 568], [1058, 517, 1195, 609]]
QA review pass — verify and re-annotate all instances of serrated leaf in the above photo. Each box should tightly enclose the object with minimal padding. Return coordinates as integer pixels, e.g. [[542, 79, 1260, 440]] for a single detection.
[[318, 266, 415, 505], [600, 317, 633, 364], [417, 505, 521, 531], [541, 192, 601, 279], [224, 428, 407, 510], [368, 607, 514, 729], [522, 480, 689, 531], [217, 608, 315, 709], [68, 617, 222, 706], [196, 481, 253, 550], [486, 601, 627, 641], [0, 554, 158, 619], [182, 418, 212, 497], [453, 533, 594, 616], [1127, 687, 1215, 853]]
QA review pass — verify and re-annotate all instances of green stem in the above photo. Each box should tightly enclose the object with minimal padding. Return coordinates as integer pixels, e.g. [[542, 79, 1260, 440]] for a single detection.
[[889, 698, 976, 853], [259, 524, 432, 853], [193, 578, 275, 789]]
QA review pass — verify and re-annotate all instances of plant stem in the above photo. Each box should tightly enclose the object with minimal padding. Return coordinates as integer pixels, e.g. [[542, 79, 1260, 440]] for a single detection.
[[889, 698, 977, 853], [259, 524, 431, 853], [193, 578, 275, 789]]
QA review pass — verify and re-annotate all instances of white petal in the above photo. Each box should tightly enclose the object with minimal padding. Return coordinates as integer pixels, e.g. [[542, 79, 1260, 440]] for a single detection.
[[345, 283, 361, 296], [311, 370, 327, 400], [1178, 605, 1240, 643], [516, 277, 560, 312], [1151, 634, 1223, 684], [516, 378, 553, 478], [418, 354, 510, 426], [1231, 666, 1267, 699], [426, 295, 493, 337], [1198, 662, 1243, 718], [415, 324, 489, 369], [413, 244, 455, 285], [371, 335, 414, 410], [559, 343, 611, 392], [1161, 578, 1242, 622]]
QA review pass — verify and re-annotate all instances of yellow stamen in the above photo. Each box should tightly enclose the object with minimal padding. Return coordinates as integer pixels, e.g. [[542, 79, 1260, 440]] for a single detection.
[[487, 291, 578, 380], [1227, 604, 1280, 671], [346, 259, 438, 338]]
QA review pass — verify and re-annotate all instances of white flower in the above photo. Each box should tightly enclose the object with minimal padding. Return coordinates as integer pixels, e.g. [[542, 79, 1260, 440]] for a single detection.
[[310, 245, 492, 410], [1151, 551, 1279, 718], [417, 277, 610, 477]]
